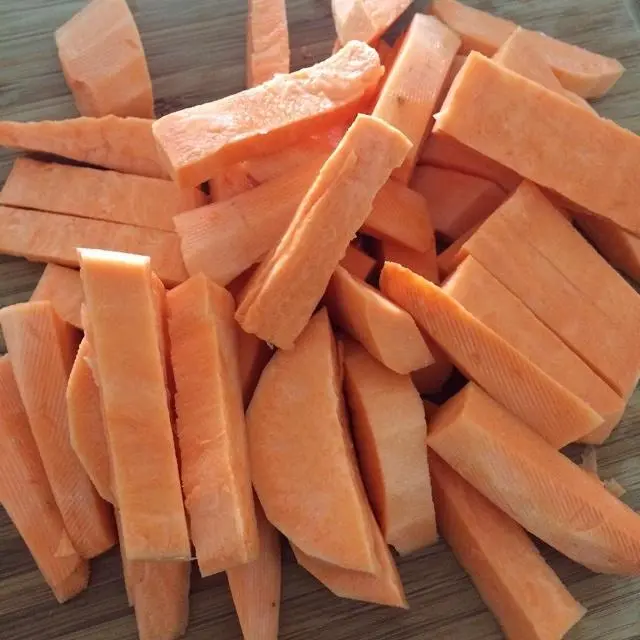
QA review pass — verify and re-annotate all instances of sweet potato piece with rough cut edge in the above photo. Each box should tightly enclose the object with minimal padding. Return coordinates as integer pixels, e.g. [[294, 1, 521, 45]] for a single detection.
[[331, 0, 412, 45], [380, 262, 602, 448], [377, 239, 439, 284], [153, 41, 384, 187], [431, 455, 586, 640], [0, 157, 206, 231], [0, 116, 166, 178], [342, 339, 437, 553], [227, 499, 282, 640], [236, 114, 411, 350], [340, 244, 376, 281], [167, 274, 258, 576], [428, 383, 640, 575], [0, 356, 89, 603], [55, 0, 154, 118], [31, 264, 83, 329], [373, 15, 461, 182], [325, 266, 433, 375], [79, 249, 189, 561], [67, 338, 114, 504], [0, 205, 187, 287], [247, 309, 378, 573], [0, 301, 115, 559]]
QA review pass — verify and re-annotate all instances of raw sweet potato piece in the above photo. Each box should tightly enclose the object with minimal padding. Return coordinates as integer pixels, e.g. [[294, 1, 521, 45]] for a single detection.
[[429, 383, 640, 575], [377, 239, 439, 284], [167, 274, 258, 576], [411, 341, 454, 396], [342, 339, 437, 553], [227, 500, 282, 640], [0, 116, 166, 179], [0, 356, 89, 603], [325, 266, 433, 375], [0, 205, 187, 287], [340, 244, 377, 281], [331, 0, 412, 45], [372, 14, 460, 182], [153, 41, 384, 186], [31, 264, 83, 329], [247, 309, 377, 573], [380, 262, 602, 448], [436, 223, 480, 279], [236, 114, 411, 349], [55, 0, 154, 118], [0, 301, 115, 558], [410, 166, 505, 241], [79, 249, 189, 561], [246, 0, 290, 87], [67, 338, 113, 504], [209, 165, 257, 203], [1, 158, 206, 231], [431, 455, 586, 639]]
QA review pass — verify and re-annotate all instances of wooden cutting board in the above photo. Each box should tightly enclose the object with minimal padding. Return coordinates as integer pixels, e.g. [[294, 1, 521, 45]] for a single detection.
[[1, 1, 639, 638]]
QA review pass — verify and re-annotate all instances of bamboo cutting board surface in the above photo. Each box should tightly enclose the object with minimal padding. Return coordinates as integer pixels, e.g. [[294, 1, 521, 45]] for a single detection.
[[1, 1, 640, 638]]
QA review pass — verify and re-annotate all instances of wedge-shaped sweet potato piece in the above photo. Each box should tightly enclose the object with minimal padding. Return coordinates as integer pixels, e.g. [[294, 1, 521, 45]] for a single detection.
[[340, 244, 376, 281], [31, 264, 83, 329], [377, 239, 439, 284], [331, 0, 412, 45]]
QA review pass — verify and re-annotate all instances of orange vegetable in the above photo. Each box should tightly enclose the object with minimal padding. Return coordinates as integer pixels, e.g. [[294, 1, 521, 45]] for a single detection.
[[236, 114, 411, 349], [430, 0, 623, 97], [0, 356, 89, 603], [293, 510, 407, 608], [436, 223, 480, 279], [372, 14, 460, 182], [377, 239, 439, 284], [342, 339, 437, 553], [331, 0, 412, 45], [79, 249, 189, 561], [411, 341, 454, 396], [0, 205, 187, 287], [445, 257, 625, 444], [167, 274, 258, 576], [340, 244, 377, 281], [246, 0, 290, 87], [153, 41, 383, 186], [436, 53, 639, 233], [410, 166, 506, 241], [0, 301, 115, 558], [67, 338, 114, 504], [30, 264, 83, 329], [429, 383, 640, 575], [55, 0, 154, 118], [209, 165, 257, 202], [441, 54, 467, 94], [247, 309, 377, 573], [0, 116, 166, 178], [227, 500, 282, 640], [325, 265, 433, 375], [0, 157, 206, 231], [380, 262, 602, 448], [431, 455, 586, 639]]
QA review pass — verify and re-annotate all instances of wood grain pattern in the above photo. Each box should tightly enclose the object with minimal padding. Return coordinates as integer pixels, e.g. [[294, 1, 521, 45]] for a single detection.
[[1, 1, 639, 638]]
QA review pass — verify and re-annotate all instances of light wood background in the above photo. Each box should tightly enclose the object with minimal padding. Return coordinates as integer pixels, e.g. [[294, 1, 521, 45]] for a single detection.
[[1, 1, 640, 638]]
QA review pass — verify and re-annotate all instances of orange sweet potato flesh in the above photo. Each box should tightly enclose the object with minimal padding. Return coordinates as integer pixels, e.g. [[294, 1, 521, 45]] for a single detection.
[[430, 0, 623, 97], [0, 301, 115, 559], [431, 455, 586, 640], [340, 244, 376, 281], [236, 114, 411, 350], [0, 116, 166, 178], [331, 0, 412, 45], [445, 257, 625, 444], [227, 499, 282, 640], [31, 264, 83, 329], [167, 274, 258, 576], [246, 0, 290, 87], [377, 239, 439, 284], [55, 0, 154, 118], [436, 53, 639, 233], [428, 383, 640, 575], [153, 41, 384, 187], [325, 265, 433, 375], [1, 158, 205, 231], [342, 339, 437, 554], [0, 356, 89, 603], [79, 249, 189, 561], [293, 510, 407, 608], [380, 262, 602, 448], [411, 340, 454, 396], [436, 223, 480, 279], [209, 164, 257, 202], [246, 309, 378, 573], [410, 166, 506, 242], [67, 338, 114, 504], [0, 205, 187, 287], [372, 14, 460, 182]]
